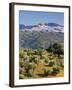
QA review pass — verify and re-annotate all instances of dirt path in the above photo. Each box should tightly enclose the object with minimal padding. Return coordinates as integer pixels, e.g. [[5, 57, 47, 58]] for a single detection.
[[33, 62, 64, 78]]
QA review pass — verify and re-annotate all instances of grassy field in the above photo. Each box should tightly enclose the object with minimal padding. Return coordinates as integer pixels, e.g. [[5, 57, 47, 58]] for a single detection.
[[19, 44, 64, 79]]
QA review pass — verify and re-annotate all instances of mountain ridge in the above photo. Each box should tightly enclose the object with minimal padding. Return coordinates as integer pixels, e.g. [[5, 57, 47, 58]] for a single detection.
[[19, 31, 64, 49], [19, 23, 64, 33]]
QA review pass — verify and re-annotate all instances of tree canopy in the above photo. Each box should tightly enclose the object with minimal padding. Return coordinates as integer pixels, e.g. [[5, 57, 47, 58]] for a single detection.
[[47, 43, 64, 57]]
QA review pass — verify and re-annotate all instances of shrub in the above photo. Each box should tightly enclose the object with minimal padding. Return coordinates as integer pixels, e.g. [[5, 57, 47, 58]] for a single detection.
[[45, 58, 49, 63], [46, 69, 52, 75], [60, 62, 64, 67], [37, 48, 43, 56], [23, 55, 29, 61], [19, 51, 25, 58], [19, 67, 26, 74], [54, 48, 64, 57], [47, 43, 64, 57], [48, 56, 54, 60], [29, 56, 35, 62], [43, 69, 48, 76], [29, 55, 39, 64], [19, 53, 24, 58], [43, 69, 52, 76], [52, 67, 60, 75], [48, 61, 55, 66], [26, 69, 33, 77], [19, 74, 25, 79], [19, 60, 24, 67], [47, 46, 55, 54], [27, 63, 34, 69]]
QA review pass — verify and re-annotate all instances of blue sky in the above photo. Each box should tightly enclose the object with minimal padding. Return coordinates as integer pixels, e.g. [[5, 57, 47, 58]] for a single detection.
[[19, 10, 64, 26]]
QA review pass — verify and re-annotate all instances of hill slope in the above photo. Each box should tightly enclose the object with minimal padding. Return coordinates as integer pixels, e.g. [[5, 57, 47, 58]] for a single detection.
[[19, 31, 64, 49]]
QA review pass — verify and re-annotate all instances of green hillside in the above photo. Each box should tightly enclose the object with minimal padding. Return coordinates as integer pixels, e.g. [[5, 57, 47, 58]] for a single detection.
[[19, 31, 64, 49]]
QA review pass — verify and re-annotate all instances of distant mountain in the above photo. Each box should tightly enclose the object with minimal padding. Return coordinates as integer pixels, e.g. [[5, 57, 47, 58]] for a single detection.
[[19, 24, 37, 29], [19, 23, 64, 33], [48, 23, 63, 27], [19, 23, 64, 49], [19, 31, 64, 49], [19, 24, 26, 29]]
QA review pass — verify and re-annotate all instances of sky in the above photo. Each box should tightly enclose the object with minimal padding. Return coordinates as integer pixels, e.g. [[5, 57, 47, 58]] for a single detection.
[[19, 10, 64, 26]]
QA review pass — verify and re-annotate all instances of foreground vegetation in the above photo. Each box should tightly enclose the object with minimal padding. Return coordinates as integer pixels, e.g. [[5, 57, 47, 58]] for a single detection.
[[19, 43, 64, 79]]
